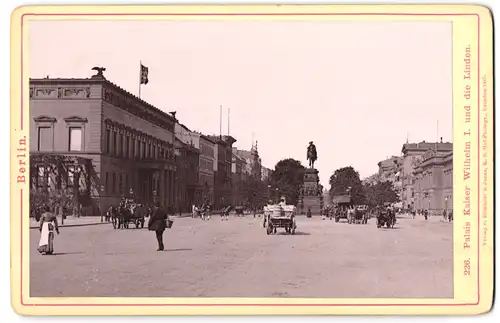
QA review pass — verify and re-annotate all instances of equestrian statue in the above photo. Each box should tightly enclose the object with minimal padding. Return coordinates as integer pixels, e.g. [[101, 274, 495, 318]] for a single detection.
[[307, 141, 318, 169]]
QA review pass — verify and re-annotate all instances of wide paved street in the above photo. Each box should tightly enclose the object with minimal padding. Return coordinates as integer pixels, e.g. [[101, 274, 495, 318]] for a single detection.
[[30, 215, 453, 298]]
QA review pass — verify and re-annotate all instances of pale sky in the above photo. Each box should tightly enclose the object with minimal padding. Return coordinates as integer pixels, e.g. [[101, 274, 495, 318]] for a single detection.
[[29, 20, 453, 187]]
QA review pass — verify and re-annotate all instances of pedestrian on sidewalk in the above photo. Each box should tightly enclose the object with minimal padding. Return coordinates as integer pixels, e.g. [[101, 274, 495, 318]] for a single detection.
[[148, 201, 168, 251], [38, 205, 60, 255]]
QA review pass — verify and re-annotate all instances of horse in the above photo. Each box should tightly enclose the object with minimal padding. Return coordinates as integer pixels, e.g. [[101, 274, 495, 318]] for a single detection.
[[376, 208, 396, 228], [347, 207, 356, 224], [221, 205, 232, 221], [116, 205, 133, 229]]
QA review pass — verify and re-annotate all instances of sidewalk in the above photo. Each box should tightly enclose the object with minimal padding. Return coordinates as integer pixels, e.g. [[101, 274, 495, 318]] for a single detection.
[[30, 216, 109, 229]]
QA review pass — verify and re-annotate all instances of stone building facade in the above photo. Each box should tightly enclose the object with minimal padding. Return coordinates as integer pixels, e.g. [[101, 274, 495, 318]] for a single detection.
[[234, 144, 262, 180], [174, 124, 216, 205], [261, 166, 272, 182], [208, 135, 236, 209], [377, 155, 403, 199], [174, 137, 201, 211], [30, 74, 177, 216], [400, 141, 453, 210], [231, 152, 247, 206], [412, 149, 453, 216]]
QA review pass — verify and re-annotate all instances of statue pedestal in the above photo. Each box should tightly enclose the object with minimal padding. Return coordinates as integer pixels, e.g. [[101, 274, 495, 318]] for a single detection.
[[299, 168, 324, 215]]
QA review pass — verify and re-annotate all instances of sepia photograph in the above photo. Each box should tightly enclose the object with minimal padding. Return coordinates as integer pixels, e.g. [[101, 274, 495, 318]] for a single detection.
[[27, 18, 455, 299], [9, 4, 494, 316]]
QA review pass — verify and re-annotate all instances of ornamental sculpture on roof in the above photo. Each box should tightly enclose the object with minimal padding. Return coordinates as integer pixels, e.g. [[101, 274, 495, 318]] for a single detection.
[[91, 66, 106, 78]]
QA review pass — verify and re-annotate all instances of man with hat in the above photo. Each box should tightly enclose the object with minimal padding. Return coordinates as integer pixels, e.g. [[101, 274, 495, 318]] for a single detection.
[[148, 201, 169, 251]]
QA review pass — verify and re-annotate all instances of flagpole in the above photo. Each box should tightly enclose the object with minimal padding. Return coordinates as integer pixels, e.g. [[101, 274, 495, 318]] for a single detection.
[[219, 105, 222, 139], [138, 61, 142, 99]]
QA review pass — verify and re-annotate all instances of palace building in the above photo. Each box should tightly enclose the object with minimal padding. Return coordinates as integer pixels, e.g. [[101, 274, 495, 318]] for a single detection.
[[30, 71, 177, 216], [400, 140, 453, 210], [412, 149, 453, 216]]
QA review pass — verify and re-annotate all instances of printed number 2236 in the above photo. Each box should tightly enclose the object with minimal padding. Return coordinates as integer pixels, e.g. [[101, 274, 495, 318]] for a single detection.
[[464, 259, 471, 276]]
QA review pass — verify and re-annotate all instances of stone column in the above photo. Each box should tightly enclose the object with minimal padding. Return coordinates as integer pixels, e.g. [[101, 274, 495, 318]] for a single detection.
[[159, 169, 166, 207], [166, 170, 171, 207], [169, 170, 174, 208]]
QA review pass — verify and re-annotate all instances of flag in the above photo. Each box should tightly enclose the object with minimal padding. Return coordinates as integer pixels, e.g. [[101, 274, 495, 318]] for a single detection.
[[140, 64, 149, 85]]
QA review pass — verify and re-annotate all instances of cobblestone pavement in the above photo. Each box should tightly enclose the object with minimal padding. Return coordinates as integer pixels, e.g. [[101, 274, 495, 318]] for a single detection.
[[30, 215, 453, 298]]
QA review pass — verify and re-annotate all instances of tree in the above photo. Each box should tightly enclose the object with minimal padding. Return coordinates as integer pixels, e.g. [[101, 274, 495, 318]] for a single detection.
[[269, 158, 305, 205], [241, 175, 268, 209], [329, 166, 365, 205], [29, 154, 99, 216], [363, 180, 399, 207]]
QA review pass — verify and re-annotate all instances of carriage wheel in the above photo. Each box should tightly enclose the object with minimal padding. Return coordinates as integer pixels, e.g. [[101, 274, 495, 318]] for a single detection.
[[266, 224, 273, 235], [291, 223, 296, 235]]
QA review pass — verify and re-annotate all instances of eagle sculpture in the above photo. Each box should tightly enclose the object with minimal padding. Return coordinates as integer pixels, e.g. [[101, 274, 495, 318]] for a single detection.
[[91, 66, 106, 77]]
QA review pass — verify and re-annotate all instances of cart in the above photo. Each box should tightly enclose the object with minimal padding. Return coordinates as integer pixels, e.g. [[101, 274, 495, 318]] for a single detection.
[[331, 194, 352, 223], [264, 204, 297, 235], [234, 206, 245, 217], [376, 208, 396, 228]]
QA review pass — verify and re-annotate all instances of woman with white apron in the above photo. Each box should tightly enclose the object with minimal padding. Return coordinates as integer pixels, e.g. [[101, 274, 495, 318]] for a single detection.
[[38, 205, 60, 255]]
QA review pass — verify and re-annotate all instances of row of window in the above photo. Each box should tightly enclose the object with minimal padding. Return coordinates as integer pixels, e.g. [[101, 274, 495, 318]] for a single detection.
[[104, 172, 130, 195], [104, 123, 174, 161], [200, 158, 214, 172], [200, 143, 214, 158], [37, 126, 83, 152], [33, 165, 81, 189]]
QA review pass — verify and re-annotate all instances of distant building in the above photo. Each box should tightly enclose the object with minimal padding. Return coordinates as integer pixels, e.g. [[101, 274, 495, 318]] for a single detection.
[[174, 137, 201, 211], [261, 166, 272, 182], [207, 135, 237, 209], [29, 74, 177, 216], [234, 142, 262, 180], [378, 156, 402, 180], [412, 149, 453, 216], [231, 152, 247, 206], [362, 173, 380, 186], [400, 140, 453, 210], [377, 155, 403, 197], [174, 123, 215, 205]]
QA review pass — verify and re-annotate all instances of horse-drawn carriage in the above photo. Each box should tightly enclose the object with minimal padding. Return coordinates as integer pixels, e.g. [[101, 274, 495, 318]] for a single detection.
[[332, 194, 351, 222], [376, 206, 396, 228], [234, 206, 245, 217], [263, 203, 297, 235], [109, 200, 148, 229], [348, 206, 369, 224]]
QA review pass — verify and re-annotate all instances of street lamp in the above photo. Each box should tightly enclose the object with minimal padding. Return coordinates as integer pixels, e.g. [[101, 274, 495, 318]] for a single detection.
[[275, 187, 279, 204]]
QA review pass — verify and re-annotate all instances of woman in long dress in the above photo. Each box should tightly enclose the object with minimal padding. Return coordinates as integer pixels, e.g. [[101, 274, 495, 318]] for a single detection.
[[38, 205, 60, 255]]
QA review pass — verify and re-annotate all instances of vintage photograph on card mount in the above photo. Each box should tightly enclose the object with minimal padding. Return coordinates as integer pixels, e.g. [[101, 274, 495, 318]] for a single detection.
[[10, 4, 494, 316]]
